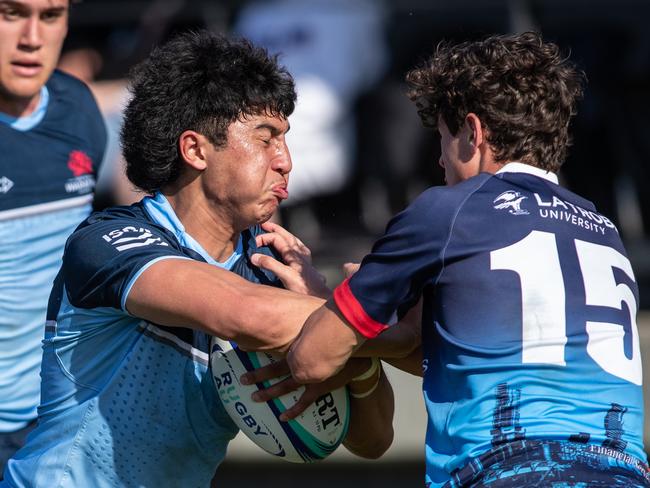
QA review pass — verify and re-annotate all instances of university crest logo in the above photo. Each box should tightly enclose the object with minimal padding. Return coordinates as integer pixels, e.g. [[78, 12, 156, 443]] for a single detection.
[[493, 190, 529, 215]]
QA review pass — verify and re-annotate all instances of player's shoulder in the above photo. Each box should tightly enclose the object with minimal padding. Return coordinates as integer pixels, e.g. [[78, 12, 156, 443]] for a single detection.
[[67, 202, 181, 256], [45, 70, 105, 145], [47, 69, 96, 106], [408, 173, 493, 218]]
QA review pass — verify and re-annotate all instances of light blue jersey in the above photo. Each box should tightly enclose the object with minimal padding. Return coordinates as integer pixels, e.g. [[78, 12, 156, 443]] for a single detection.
[[0, 71, 106, 435], [3, 193, 284, 487]]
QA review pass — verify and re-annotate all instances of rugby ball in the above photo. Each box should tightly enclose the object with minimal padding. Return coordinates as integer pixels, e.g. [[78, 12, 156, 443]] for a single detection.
[[210, 337, 350, 463]]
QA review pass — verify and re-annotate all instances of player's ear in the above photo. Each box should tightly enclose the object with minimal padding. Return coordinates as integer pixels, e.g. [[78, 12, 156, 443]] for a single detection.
[[178, 130, 208, 171], [465, 113, 484, 148]]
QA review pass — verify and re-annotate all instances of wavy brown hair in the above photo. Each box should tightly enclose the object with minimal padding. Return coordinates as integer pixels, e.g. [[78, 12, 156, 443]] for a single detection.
[[406, 32, 584, 172]]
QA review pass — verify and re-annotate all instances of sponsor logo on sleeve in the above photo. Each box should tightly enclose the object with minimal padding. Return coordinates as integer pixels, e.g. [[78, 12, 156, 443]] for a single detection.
[[102, 226, 170, 251]]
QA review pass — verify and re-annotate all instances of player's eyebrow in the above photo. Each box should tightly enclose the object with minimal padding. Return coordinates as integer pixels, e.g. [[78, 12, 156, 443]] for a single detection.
[[0, 0, 28, 11], [254, 122, 290, 136], [0, 1, 67, 14]]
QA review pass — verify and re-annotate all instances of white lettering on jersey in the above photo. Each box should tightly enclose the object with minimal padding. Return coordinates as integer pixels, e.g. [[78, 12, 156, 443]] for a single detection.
[[65, 174, 96, 194], [102, 226, 169, 251], [534, 193, 616, 235]]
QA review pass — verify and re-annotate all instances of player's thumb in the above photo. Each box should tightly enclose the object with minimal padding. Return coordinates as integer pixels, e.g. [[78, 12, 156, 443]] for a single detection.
[[251, 252, 287, 278], [342, 262, 361, 279]]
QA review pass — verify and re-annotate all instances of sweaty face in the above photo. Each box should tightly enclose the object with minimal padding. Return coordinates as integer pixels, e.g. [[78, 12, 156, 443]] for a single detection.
[[437, 118, 479, 186], [204, 113, 292, 227], [0, 0, 69, 116]]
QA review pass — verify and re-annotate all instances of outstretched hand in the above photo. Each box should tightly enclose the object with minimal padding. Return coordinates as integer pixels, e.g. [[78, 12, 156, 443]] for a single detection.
[[251, 221, 330, 298], [240, 357, 372, 421]]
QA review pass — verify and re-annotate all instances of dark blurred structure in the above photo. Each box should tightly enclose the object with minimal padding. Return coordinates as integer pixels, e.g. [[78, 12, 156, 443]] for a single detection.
[[64, 0, 650, 298]]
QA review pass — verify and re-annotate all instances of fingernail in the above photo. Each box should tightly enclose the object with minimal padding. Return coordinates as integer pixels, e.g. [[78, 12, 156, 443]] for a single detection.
[[251, 254, 260, 265], [251, 392, 261, 402], [240, 374, 251, 385], [279, 414, 288, 422]]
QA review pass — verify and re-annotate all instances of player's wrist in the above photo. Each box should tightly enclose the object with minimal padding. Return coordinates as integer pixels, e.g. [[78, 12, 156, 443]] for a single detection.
[[348, 357, 382, 399]]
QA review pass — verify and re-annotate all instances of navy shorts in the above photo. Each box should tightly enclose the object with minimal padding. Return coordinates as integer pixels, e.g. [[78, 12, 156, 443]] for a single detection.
[[444, 440, 650, 487]]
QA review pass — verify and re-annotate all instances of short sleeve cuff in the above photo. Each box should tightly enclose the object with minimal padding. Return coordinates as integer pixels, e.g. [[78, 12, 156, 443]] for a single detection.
[[333, 277, 388, 339], [121, 255, 191, 312]]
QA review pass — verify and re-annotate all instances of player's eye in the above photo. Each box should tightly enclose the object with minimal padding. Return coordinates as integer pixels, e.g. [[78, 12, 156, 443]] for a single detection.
[[41, 9, 64, 22], [1, 7, 22, 20]]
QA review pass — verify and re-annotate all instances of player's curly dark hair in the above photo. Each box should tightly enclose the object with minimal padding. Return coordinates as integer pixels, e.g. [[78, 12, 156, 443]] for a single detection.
[[406, 32, 584, 172], [121, 30, 296, 193]]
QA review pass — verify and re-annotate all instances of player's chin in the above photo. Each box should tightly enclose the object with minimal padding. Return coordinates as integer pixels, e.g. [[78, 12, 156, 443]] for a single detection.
[[255, 201, 280, 225]]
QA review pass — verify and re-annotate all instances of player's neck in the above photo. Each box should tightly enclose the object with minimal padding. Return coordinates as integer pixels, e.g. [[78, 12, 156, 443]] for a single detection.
[[0, 91, 41, 118], [164, 190, 240, 264]]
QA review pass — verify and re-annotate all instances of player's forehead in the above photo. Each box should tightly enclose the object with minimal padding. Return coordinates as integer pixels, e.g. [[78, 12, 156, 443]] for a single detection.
[[0, 0, 69, 11], [235, 112, 290, 134]]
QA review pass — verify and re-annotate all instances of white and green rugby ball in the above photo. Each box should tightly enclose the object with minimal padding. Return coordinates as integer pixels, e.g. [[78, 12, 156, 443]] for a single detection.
[[210, 337, 350, 463]]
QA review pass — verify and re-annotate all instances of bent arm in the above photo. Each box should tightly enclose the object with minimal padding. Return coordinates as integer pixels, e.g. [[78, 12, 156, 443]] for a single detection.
[[383, 345, 423, 377], [127, 258, 324, 351], [343, 360, 394, 459]]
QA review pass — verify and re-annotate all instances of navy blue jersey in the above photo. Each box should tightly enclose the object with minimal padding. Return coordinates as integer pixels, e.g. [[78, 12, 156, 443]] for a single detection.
[[3, 193, 282, 487], [0, 70, 106, 433], [333, 164, 646, 487]]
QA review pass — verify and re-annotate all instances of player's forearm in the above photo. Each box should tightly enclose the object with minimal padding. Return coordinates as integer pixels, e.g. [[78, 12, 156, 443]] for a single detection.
[[287, 301, 366, 384], [383, 345, 423, 377], [343, 369, 394, 459], [208, 277, 325, 351], [127, 259, 324, 351]]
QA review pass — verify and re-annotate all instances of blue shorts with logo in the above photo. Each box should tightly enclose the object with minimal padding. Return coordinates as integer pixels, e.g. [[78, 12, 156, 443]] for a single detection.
[[442, 440, 650, 487]]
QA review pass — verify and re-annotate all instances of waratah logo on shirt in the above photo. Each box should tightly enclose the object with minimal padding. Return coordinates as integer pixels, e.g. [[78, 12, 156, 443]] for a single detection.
[[67, 150, 93, 177], [493, 191, 529, 215]]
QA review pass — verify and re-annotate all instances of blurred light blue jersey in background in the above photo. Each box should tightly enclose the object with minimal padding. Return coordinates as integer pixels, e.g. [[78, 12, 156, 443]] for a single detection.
[[0, 70, 106, 435]]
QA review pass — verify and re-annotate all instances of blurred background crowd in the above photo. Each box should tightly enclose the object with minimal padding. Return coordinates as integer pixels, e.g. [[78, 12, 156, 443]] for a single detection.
[[61, 0, 650, 304], [57, 1, 650, 485]]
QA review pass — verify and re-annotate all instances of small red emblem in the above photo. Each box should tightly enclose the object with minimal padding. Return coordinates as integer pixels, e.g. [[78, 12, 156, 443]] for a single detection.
[[67, 150, 93, 177]]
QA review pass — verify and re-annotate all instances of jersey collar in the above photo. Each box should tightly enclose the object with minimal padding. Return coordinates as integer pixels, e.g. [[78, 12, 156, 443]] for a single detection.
[[142, 192, 242, 269], [0, 86, 49, 131], [495, 162, 559, 185]]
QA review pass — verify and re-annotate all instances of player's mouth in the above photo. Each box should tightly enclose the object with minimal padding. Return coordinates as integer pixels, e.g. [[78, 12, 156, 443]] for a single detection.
[[11, 60, 43, 77], [271, 184, 289, 201]]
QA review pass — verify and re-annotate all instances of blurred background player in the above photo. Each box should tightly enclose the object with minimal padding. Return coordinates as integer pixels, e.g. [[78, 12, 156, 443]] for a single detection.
[[0, 0, 107, 475], [233, 0, 388, 241], [1, 31, 401, 487], [286, 32, 649, 487]]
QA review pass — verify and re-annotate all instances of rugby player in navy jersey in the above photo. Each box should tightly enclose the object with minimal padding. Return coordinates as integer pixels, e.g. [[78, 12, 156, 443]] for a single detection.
[[0, 0, 107, 474], [1, 31, 404, 487], [284, 33, 650, 486]]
